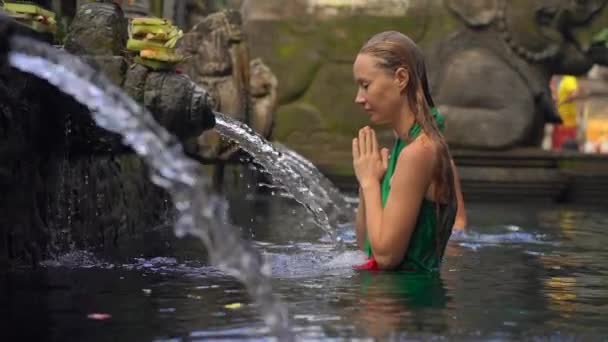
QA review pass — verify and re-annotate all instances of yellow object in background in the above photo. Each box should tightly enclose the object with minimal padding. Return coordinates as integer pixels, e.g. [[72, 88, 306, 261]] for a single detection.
[[557, 75, 579, 128], [581, 98, 608, 153], [585, 119, 608, 143]]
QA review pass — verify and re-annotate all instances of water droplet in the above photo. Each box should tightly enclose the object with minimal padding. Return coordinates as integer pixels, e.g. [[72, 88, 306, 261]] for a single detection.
[[87, 313, 111, 320]]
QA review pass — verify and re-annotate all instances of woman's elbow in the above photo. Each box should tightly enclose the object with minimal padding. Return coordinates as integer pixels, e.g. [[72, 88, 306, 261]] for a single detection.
[[372, 240, 408, 270], [453, 213, 467, 231], [374, 254, 402, 270]]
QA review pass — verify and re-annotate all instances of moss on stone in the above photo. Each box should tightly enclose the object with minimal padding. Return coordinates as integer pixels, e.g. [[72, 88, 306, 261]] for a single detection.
[[268, 21, 325, 104], [273, 102, 323, 141], [301, 63, 366, 134], [320, 15, 426, 61]]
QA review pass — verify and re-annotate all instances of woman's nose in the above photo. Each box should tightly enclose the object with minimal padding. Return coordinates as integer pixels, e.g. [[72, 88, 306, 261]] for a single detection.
[[355, 90, 365, 105]]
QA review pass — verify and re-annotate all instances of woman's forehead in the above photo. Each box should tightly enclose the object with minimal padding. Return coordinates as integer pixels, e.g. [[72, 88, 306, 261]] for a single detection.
[[353, 54, 383, 75]]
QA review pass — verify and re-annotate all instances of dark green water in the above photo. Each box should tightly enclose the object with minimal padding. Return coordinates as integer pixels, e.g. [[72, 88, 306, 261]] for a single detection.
[[2, 194, 607, 341]]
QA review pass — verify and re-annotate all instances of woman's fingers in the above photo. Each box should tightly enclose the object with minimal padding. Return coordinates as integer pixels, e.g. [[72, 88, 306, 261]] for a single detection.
[[352, 137, 360, 159], [364, 127, 372, 154], [370, 128, 378, 153], [381, 147, 389, 169], [357, 126, 385, 156], [359, 128, 367, 155]]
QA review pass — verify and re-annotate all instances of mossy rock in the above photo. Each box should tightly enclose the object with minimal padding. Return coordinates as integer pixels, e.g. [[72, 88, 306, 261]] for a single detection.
[[245, 20, 324, 105], [82, 56, 127, 86], [320, 14, 428, 62], [273, 101, 324, 141], [302, 63, 368, 136], [64, 2, 128, 56], [283, 129, 354, 176]]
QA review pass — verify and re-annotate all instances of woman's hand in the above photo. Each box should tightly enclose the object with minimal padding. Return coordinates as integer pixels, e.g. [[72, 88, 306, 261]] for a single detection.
[[352, 126, 389, 189]]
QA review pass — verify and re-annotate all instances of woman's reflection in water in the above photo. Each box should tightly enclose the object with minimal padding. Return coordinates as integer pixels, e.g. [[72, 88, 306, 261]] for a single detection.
[[353, 268, 451, 339]]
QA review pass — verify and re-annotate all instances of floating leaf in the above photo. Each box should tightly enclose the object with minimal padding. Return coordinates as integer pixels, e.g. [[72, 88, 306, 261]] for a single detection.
[[224, 303, 243, 310]]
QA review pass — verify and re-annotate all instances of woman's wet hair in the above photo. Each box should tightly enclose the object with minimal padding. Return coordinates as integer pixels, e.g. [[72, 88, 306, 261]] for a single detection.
[[359, 31, 457, 257]]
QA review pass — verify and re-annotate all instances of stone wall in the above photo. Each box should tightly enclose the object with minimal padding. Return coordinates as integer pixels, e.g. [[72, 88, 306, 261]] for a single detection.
[[0, 63, 175, 268]]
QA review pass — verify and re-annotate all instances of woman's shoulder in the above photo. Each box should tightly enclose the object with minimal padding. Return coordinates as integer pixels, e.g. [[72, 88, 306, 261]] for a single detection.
[[401, 133, 439, 159], [396, 134, 439, 174]]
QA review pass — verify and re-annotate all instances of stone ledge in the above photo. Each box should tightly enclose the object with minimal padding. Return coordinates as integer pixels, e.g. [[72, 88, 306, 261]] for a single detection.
[[322, 149, 608, 203]]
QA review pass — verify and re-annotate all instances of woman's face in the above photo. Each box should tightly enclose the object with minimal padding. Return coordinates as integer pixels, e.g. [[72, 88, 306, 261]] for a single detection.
[[353, 53, 406, 125]]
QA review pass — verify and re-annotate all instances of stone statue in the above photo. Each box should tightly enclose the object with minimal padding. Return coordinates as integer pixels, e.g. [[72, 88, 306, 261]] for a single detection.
[[431, 0, 608, 149], [249, 57, 277, 140], [242, 0, 608, 173], [176, 9, 277, 188], [177, 9, 249, 159], [170, 0, 246, 30]]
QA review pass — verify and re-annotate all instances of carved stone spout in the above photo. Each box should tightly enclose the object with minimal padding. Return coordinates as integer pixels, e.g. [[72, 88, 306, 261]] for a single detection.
[[177, 9, 277, 164]]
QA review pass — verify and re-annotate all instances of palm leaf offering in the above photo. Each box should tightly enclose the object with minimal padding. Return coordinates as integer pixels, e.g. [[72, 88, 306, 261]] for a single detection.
[[1, 1, 57, 34], [127, 16, 184, 70]]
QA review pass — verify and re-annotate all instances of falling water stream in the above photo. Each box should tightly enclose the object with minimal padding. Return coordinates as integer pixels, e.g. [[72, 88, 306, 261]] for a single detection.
[[7, 35, 291, 339], [213, 113, 352, 245], [272, 141, 353, 224]]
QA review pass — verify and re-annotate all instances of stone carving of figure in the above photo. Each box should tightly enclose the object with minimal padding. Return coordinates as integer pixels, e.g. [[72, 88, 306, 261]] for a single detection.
[[249, 58, 277, 140], [177, 9, 250, 162]]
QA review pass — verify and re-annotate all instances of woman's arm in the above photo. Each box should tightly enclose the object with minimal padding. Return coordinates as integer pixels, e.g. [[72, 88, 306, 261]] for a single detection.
[[360, 139, 435, 270], [355, 187, 367, 251], [451, 159, 467, 230]]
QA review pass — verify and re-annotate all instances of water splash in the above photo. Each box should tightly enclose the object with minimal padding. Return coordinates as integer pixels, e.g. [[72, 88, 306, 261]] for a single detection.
[[272, 142, 353, 225], [7, 35, 290, 338], [214, 113, 351, 244], [450, 228, 554, 250]]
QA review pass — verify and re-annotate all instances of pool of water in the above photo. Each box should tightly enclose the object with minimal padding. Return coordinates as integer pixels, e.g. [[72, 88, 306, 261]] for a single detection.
[[2, 192, 608, 341]]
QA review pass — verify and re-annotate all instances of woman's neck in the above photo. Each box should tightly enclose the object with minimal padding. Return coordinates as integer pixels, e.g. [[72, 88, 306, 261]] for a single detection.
[[392, 104, 416, 140]]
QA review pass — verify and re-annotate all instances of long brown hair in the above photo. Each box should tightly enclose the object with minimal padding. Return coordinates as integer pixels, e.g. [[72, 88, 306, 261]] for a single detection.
[[359, 31, 457, 258]]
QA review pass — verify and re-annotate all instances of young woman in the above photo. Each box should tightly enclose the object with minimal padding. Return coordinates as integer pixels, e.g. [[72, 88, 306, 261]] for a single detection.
[[352, 31, 466, 271]]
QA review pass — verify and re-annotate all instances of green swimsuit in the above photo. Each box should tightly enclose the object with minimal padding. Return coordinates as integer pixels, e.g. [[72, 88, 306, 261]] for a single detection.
[[364, 109, 456, 272]]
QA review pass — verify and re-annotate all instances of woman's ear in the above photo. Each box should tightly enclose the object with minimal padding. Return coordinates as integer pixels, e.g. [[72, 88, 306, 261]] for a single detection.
[[395, 67, 409, 92]]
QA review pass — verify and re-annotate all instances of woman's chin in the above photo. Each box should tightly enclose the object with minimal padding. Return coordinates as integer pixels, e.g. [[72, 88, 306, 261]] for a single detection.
[[369, 115, 388, 125], [368, 113, 379, 124]]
